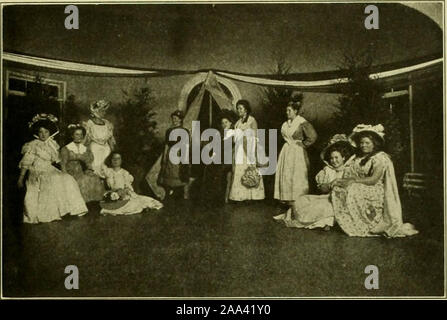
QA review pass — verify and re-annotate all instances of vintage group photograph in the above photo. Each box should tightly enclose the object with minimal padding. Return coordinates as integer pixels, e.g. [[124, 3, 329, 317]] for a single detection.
[[1, 1, 444, 298]]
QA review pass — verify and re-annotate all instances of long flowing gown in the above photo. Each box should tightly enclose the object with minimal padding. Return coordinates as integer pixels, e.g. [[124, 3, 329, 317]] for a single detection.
[[200, 129, 234, 206], [275, 165, 343, 229], [19, 139, 88, 223], [60, 142, 106, 202], [101, 167, 163, 215], [84, 119, 115, 177], [274, 115, 317, 201], [228, 115, 265, 201], [158, 126, 191, 189], [332, 152, 418, 237]]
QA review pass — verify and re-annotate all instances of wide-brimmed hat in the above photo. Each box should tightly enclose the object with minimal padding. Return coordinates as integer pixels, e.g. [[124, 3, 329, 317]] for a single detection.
[[29, 113, 59, 136], [320, 134, 354, 163], [171, 110, 185, 119], [99, 199, 130, 211], [90, 100, 110, 116], [349, 124, 385, 148]]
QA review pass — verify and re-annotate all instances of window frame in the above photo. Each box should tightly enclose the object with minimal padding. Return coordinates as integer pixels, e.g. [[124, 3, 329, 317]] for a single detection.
[[5, 70, 66, 102]]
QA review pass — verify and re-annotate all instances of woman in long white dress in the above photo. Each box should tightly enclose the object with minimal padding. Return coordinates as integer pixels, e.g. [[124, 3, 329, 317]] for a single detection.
[[274, 94, 317, 216], [83, 100, 116, 177], [101, 152, 163, 215], [17, 114, 88, 223], [228, 100, 265, 201]]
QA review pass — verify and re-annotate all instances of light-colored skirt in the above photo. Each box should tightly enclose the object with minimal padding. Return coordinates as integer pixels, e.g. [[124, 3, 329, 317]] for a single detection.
[[274, 194, 334, 229], [274, 142, 309, 201], [101, 193, 163, 216], [90, 142, 111, 177], [24, 169, 87, 224]]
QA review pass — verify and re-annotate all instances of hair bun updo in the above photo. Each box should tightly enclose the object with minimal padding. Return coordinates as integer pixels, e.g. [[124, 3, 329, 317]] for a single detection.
[[288, 92, 303, 111]]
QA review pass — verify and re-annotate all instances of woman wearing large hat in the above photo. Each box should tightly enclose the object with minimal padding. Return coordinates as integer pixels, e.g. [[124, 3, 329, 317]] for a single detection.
[[274, 134, 353, 230], [83, 100, 116, 177], [17, 114, 88, 223], [331, 124, 419, 237]]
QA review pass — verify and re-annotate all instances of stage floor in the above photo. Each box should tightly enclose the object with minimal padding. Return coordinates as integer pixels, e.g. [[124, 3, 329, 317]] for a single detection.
[[2, 196, 444, 297]]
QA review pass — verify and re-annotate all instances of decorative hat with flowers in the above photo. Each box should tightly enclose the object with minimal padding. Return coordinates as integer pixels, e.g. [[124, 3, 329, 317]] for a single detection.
[[29, 113, 59, 136], [100, 189, 130, 210], [320, 133, 353, 163], [349, 124, 385, 147], [90, 99, 111, 118]]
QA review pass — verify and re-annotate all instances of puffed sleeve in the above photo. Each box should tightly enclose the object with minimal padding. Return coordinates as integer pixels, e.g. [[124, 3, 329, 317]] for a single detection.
[[83, 121, 92, 146], [316, 166, 336, 188], [370, 153, 387, 178], [315, 167, 328, 186], [18, 142, 36, 169], [301, 121, 318, 147], [249, 116, 258, 130]]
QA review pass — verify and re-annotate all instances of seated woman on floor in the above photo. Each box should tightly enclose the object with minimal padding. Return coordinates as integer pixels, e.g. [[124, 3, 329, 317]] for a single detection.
[[60, 124, 106, 203], [100, 152, 163, 216], [17, 114, 88, 223], [331, 124, 418, 238], [274, 134, 353, 230]]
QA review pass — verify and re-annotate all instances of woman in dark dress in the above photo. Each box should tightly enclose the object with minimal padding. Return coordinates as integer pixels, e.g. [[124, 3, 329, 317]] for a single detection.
[[158, 110, 191, 199], [201, 109, 237, 206]]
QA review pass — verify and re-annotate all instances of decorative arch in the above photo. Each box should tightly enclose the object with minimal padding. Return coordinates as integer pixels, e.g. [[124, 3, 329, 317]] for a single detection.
[[177, 72, 242, 112]]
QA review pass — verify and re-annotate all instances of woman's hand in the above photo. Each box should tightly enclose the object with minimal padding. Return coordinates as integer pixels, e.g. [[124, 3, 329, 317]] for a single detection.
[[85, 169, 95, 176], [333, 178, 355, 188], [331, 179, 342, 188]]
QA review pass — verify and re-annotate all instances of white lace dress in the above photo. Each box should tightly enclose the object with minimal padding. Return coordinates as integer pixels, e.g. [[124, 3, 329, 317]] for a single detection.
[[228, 115, 265, 201], [101, 167, 163, 215], [84, 119, 115, 177], [19, 139, 87, 223], [274, 165, 343, 229]]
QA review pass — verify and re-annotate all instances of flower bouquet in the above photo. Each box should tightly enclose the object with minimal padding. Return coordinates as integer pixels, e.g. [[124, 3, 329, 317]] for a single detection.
[[99, 189, 130, 210], [241, 165, 261, 188]]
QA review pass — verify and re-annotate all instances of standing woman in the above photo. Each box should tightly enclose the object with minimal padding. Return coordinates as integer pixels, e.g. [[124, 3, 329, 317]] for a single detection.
[[229, 100, 265, 201], [201, 109, 237, 205], [17, 114, 87, 223], [274, 93, 317, 217], [331, 124, 418, 237], [158, 110, 191, 198], [83, 100, 116, 177], [60, 124, 106, 202]]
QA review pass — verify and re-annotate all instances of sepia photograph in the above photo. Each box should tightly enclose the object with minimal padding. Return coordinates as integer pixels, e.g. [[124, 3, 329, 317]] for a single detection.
[[0, 0, 445, 300]]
